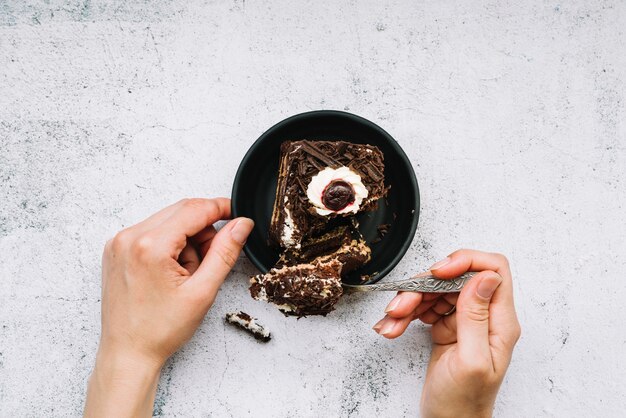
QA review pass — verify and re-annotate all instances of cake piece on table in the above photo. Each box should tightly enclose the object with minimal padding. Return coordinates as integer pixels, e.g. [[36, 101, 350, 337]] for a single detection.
[[225, 311, 271, 342], [249, 260, 343, 317], [269, 140, 386, 249]]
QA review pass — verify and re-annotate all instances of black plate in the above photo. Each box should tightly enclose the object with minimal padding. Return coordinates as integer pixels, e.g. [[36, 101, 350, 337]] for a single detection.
[[232, 110, 419, 284]]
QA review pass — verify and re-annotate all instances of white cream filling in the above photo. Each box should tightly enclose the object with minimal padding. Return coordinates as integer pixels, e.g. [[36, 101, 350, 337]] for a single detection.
[[280, 195, 301, 249], [281, 206, 296, 246], [306, 166, 368, 216], [253, 284, 268, 301], [226, 313, 271, 338], [275, 303, 296, 312]]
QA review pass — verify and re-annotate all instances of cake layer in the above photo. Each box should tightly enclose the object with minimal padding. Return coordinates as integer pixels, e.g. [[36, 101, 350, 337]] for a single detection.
[[269, 140, 386, 249], [249, 260, 343, 317], [277, 225, 371, 276]]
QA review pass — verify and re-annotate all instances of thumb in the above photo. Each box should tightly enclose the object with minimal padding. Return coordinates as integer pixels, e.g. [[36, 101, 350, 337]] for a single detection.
[[187, 217, 254, 299], [456, 271, 503, 363]]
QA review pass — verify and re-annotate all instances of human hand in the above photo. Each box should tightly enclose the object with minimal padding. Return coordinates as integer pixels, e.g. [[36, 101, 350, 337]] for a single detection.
[[373, 250, 521, 418], [85, 198, 254, 417]]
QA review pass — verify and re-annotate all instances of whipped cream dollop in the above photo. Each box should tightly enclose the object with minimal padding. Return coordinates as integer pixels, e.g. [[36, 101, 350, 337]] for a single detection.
[[306, 166, 368, 216]]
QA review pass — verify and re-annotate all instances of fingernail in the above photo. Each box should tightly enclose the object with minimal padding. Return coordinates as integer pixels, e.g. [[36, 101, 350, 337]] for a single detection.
[[372, 319, 385, 333], [430, 257, 451, 270], [476, 275, 502, 299], [385, 296, 401, 313], [230, 218, 254, 245], [380, 322, 395, 336]]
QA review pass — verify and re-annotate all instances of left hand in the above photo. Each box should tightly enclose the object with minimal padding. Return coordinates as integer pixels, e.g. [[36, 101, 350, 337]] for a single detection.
[[85, 198, 254, 418]]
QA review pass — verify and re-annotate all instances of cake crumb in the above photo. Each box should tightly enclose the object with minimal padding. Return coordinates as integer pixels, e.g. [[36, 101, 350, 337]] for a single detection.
[[372, 223, 391, 244], [225, 311, 271, 342]]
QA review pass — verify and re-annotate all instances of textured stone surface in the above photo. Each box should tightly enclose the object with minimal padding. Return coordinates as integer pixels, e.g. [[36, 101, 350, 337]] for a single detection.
[[1, 1, 625, 417]]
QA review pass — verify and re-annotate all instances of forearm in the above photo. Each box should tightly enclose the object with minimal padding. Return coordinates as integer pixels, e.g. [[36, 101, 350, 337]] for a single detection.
[[84, 347, 162, 418]]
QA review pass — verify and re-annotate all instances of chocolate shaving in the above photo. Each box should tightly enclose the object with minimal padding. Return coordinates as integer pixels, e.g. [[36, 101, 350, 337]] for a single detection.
[[377, 223, 391, 236], [371, 223, 391, 244], [295, 176, 308, 195], [362, 164, 384, 183], [250, 260, 344, 317], [269, 140, 387, 248], [299, 142, 340, 167]]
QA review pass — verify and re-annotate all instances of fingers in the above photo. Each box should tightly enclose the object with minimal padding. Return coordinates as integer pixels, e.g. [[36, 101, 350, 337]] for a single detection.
[[156, 198, 231, 254], [432, 298, 454, 316], [372, 315, 415, 339], [374, 295, 440, 339], [383, 291, 456, 320], [114, 198, 231, 262], [430, 250, 517, 334], [131, 199, 188, 234], [384, 292, 423, 318], [488, 280, 522, 372], [415, 292, 457, 326], [414, 298, 439, 317], [455, 270, 503, 366], [418, 308, 442, 325], [429, 249, 511, 280], [191, 225, 218, 258], [185, 217, 254, 302], [178, 243, 200, 275], [375, 249, 519, 359], [431, 314, 458, 345], [376, 295, 459, 341], [443, 293, 459, 306], [431, 249, 520, 369]]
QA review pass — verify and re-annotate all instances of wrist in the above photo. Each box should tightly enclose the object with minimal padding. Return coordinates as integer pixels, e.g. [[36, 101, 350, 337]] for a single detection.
[[93, 346, 162, 385], [85, 345, 163, 418], [421, 398, 494, 418], [94, 341, 164, 376]]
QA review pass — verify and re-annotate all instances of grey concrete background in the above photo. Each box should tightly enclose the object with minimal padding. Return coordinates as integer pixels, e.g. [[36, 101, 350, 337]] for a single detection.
[[1, 1, 625, 417]]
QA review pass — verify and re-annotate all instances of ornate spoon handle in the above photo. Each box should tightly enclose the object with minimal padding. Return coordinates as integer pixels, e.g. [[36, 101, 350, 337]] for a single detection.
[[342, 272, 476, 293]]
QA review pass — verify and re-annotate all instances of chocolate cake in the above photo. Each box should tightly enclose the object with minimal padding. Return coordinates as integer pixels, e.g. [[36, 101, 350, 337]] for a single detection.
[[250, 260, 343, 317], [269, 140, 386, 249], [250, 140, 385, 317], [225, 311, 271, 342], [277, 225, 371, 276]]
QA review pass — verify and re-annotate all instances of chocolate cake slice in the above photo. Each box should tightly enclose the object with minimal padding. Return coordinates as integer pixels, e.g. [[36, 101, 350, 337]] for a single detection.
[[250, 140, 385, 317], [277, 225, 371, 277], [249, 226, 370, 316], [269, 140, 386, 249], [249, 260, 343, 317]]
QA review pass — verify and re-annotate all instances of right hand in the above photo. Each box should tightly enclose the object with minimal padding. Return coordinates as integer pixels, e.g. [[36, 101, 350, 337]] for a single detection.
[[373, 250, 521, 418]]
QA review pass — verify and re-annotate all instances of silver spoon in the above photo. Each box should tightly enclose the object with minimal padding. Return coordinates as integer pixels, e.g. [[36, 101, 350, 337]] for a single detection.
[[342, 272, 476, 293]]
